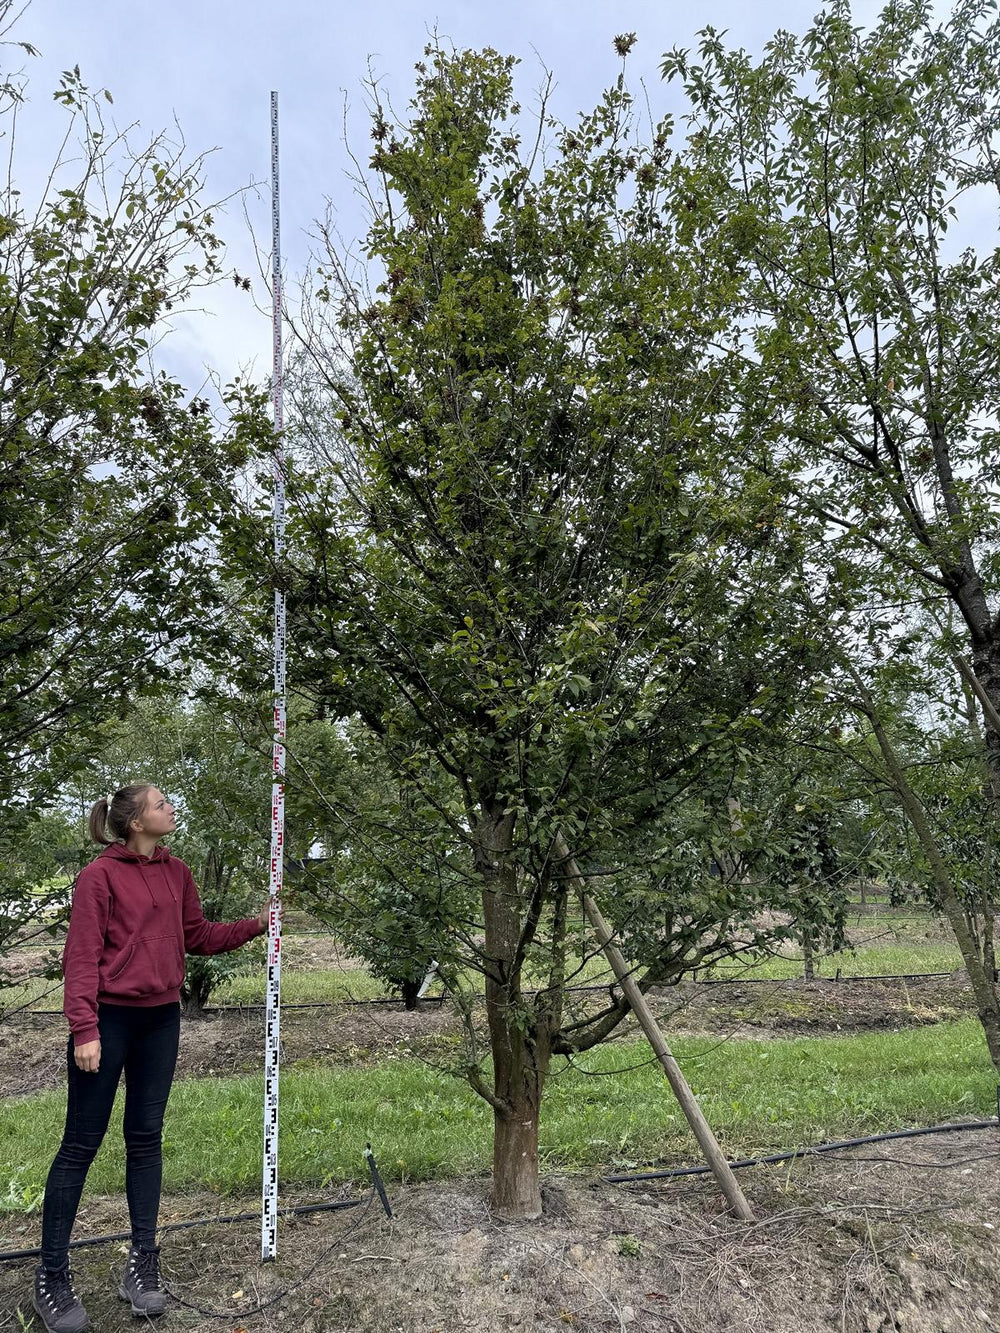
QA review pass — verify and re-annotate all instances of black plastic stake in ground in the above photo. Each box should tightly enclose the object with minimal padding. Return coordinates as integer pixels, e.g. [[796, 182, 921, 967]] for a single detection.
[[365, 1143, 393, 1219]]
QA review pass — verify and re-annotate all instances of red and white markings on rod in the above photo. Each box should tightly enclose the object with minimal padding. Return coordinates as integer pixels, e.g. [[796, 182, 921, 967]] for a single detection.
[[262, 89, 286, 1264]]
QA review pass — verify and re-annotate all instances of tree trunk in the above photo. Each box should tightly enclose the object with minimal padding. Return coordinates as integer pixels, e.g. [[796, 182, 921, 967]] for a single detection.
[[491, 1063, 545, 1220], [802, 928, 815, 982], [854, 677, 1000, 1070], [955, 654, 1000, 986], [400, 979, 420, 1011], [180, 990, 209, 1019], [478, 806, 550, 1220]]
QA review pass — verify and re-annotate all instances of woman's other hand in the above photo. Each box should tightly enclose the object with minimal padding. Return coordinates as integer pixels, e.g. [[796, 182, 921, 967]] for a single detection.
[[74, 1040, 101, 1073]]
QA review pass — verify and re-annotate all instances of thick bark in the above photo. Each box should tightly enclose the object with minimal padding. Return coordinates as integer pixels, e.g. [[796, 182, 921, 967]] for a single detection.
[[180, 990, 210, 1019], [491, 1071, 545, 1220], [478, 806, 550, 1220]]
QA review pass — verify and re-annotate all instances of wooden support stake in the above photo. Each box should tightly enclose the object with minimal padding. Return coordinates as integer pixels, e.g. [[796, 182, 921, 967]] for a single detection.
[[952, 652, 1000, 736], [554, 833, 754, 1222]]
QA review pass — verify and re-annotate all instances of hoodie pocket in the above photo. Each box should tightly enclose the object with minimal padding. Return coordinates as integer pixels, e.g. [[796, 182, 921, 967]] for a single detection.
[[103, 934, 184, 997]]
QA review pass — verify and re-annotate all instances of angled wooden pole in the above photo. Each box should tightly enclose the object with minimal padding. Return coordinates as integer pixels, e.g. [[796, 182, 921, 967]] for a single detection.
[[952, 652, 1000, 736], [553, 833, 754, 1221]]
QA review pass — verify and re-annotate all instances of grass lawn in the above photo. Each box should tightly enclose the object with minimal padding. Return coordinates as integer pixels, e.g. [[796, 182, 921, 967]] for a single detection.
[[1, 1018, 994, 1214], [704, 940, 961, 982], [1, 939, 964, 1017], [0, 966, 385, 1014]]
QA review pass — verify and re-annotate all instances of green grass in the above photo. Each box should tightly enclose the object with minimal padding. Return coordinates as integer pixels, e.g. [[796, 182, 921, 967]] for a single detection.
[[0, 966, 384, 1013], [705, 941, 962, 982], [0, 940, 964, 1016], [2, 1018, 994, 1214]]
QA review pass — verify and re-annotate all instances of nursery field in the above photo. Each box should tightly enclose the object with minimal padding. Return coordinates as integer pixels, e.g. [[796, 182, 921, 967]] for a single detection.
[[2, 917, 999, 1332]]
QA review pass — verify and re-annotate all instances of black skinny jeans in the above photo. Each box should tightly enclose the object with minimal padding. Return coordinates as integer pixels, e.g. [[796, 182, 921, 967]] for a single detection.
[[41, 1001, 180, 1270]]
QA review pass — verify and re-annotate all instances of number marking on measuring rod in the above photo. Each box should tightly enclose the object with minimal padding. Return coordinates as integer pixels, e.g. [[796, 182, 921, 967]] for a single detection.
[[262, 88, 286, 1263]]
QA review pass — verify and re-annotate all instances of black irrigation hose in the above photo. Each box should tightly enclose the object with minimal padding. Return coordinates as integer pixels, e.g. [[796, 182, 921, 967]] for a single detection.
[[0, 1149, 395, 1265], [16, 985, 607, 1017], [5, 1119, 995, 1263], [0, 1196, 363, 1264], [202, 995, 451, 1012], [695, 970, 955, 987], [603, 1115, 1000, 1184], [15, 996, 447, 1017], [11, 970, 964, 1020]]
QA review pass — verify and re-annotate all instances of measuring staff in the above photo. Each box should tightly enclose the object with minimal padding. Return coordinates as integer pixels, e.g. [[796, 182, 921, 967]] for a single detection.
[[262, 88, 287, 1264]]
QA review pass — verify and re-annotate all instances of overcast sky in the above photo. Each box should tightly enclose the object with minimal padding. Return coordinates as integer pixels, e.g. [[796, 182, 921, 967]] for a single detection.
[[9, 0, 892, 397]]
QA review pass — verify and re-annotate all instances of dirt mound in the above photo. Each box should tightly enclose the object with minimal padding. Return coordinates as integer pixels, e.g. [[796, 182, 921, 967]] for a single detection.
[[3, 1129, 999, 1331]]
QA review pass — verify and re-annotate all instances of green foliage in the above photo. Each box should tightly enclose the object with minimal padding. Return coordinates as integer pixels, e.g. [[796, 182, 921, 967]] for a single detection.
[[661, 0, 1000, 725], [0, 810, 81, 994], [0, 32, 271, 965], [660, 0, 1000, 1053], [218, 48, 859, 1215]]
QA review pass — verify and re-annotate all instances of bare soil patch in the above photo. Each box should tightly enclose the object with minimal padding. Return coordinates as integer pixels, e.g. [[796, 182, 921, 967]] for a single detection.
[[0, 1002, 463, 1099], [3, 1128, 1000, 1332]]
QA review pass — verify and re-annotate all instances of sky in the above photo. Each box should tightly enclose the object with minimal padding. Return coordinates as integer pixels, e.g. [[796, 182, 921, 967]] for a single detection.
[[8, 0, 891, 398]]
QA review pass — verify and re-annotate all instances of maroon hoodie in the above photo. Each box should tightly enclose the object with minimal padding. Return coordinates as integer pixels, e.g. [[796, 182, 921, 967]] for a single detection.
[[62, 842, 265, 1045]]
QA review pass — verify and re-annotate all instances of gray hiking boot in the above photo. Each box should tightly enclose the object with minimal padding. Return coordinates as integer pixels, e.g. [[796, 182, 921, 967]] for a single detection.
[[118, 1244, 168, 1316], [32, 1262, 90, 1333]]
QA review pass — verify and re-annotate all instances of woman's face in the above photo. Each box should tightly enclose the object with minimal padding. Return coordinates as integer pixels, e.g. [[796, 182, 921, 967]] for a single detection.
[[133, 788, 178, 839]]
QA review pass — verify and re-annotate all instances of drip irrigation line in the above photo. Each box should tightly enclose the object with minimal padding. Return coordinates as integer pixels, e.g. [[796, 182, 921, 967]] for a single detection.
[[696, 970, 955, 986], [12, 996, 445, 1018], [8, 969, 964, 1022], [0, 1195, 363, 1264], [603, 1116, 1000, 1184], [1, 1148, 393, 1273], [202, 995, 450, 1011]]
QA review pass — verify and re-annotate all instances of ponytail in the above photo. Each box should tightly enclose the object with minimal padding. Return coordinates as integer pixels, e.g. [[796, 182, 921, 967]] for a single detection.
[[88, 785, 154, 845], [88, 797, 113, 845]]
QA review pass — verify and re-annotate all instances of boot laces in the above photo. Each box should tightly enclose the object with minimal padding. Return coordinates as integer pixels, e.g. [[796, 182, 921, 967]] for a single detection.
[[131, 1246, 162, 1292], [39, 1266, 79, 1314]]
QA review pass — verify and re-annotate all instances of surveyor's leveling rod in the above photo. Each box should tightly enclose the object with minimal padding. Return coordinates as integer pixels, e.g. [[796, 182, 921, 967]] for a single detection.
[[262, 89, 286, 1264]]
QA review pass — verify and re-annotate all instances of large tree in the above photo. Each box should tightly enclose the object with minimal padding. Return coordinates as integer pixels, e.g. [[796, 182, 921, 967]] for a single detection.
[[661, 0, 1000, 1059], [231, 44, 832, 1218], [0, 19, 265, 949]]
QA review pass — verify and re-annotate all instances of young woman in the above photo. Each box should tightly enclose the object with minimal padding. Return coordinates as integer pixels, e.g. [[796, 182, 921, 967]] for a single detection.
[[33, 784, 279, 1333]]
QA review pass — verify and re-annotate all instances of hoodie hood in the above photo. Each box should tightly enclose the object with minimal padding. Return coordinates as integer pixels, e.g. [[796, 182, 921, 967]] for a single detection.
[[99, 842, 171, 864]]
